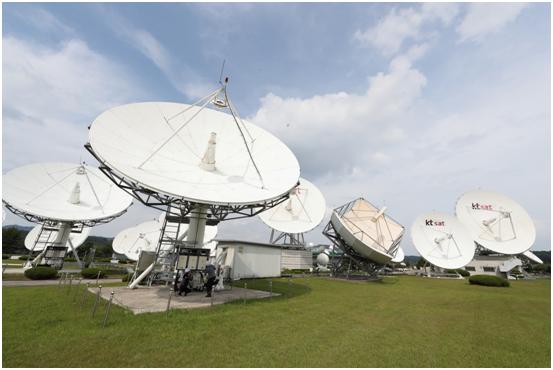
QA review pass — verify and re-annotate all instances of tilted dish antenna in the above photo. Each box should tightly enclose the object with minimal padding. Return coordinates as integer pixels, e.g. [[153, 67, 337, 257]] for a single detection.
[[323, 198, 405, 266], [259, 177, 326, 246], [455, 190, 536, 255], [411, 212, 475, 269]]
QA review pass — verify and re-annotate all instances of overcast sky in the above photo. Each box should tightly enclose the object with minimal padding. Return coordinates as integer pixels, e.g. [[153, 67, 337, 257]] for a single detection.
[[2, 3, 550, 255]]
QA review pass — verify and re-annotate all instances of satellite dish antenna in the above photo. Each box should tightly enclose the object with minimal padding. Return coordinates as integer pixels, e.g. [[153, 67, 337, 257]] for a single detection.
[[25, 225, 90, 252], [113, 217, 218, 261], [391, 246, 405, 263], [411, 212, 475, 269], [259, 177, 326, 246], [113, 221, 163, 261], [455, 190, 536, 255], [2, 162, 132, 269], [522, 250, 543, 264], [323, 198, 404, 276], [86, 81, 299, 287]]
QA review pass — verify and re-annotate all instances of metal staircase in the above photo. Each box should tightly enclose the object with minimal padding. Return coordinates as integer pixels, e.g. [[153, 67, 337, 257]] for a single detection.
[[25, 224, 58, 266], [146, 213, 186, 286]]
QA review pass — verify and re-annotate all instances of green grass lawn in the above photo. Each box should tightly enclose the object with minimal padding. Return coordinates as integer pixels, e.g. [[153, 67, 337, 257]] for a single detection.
[[3, 276, 550, 367]]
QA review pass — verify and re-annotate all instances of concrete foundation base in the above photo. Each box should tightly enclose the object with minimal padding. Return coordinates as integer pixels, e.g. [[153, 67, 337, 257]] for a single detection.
[[88, 285, 277, 314]]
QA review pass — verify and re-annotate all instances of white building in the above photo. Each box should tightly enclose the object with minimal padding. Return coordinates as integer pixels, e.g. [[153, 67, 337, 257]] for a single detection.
[[215, 240, 313, 280], [464, 255, 523, 278]]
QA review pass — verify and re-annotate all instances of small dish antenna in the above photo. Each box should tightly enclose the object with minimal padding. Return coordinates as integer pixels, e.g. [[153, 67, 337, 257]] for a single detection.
[[455, 190, 536, 255], [411, 212, 475, 269], [259, 177, 326, 246], [113, 214, 218, 261]]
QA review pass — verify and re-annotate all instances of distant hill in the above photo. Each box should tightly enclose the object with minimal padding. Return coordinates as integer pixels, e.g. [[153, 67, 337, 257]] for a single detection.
[[2, 224, 115, 257], [2, 224, 33, 232], [532, 251, 551, 264]]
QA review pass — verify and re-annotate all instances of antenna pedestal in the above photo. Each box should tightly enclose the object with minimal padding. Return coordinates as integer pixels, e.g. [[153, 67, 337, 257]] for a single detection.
[[186, 206, 208, 248]]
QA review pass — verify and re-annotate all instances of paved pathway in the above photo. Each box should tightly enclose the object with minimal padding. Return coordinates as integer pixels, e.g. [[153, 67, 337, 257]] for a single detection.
[[89, 285, 278, 314], [2, 278, 122, 287]]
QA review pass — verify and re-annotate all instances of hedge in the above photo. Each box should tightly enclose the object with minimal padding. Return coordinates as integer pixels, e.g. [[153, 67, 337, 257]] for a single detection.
[[2, 255, 10, 260], [81, 268, 105, 279], [19, 256, 32, 261], [24, 266, 59, 280], [468, 274, 510, 287]]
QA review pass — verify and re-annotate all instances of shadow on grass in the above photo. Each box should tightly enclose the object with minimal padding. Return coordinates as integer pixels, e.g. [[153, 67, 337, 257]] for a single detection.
[[229, 278, 312, 301]]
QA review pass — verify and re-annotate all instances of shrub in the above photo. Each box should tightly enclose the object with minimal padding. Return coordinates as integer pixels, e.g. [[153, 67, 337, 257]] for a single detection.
[[19, 256, 31, 261], [469, 274, 510, 287], [24, 266, 58, 280], [2, 254, 10, 260], [121, 273, 133, 282], [282, 269, 310, 275], [81, 268, 105, 279], [64, 257, 77, 262]]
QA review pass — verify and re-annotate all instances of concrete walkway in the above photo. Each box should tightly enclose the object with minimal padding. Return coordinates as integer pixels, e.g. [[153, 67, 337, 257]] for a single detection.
[[89, 285, 278, 314], [3, 278, 122, 287]]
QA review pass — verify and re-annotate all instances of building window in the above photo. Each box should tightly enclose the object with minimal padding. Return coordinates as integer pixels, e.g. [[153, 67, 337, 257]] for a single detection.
[[465, 266, 476, 271], [483, 266, 495, 272]]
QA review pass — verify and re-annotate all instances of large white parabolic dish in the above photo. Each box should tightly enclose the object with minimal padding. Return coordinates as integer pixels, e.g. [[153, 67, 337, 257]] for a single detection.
[[411, 212, 475, 269], [330, 198, 404, 265], [88, 102, 300, 206], [24, 225, 91, 251], [2, 162, 133, 223], [455, 190, 536, 255], [259, 177, 326, 234]]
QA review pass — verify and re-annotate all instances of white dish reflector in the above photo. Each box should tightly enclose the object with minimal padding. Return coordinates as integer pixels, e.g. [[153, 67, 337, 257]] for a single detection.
[[24, 225, 91, 251], [88, 102, 300, 206], [411, 212, 475, 269], [455, 190, 536, 255], [391, 246, 405, 263], [331, 198, 404, 265], [522, 250, 543, 264], [259, 177, 326, 234], [2, 162, 132, 222]]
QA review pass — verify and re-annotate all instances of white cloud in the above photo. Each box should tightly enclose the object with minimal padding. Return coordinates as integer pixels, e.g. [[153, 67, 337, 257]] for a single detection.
[[354, 3, 459, 56], [2, 31, 157, 237], [11, 6, 74, 35], [250, 52, 427, 179], [457, 3, 527, 42]]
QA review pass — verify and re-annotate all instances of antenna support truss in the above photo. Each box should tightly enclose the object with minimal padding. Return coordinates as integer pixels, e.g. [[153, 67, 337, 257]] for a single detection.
[[2, 200, 125, 227]]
